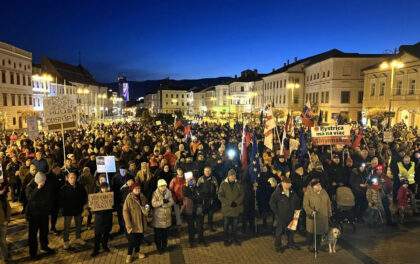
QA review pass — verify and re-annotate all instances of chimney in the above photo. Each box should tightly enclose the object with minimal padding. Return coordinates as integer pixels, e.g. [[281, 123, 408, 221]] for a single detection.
[[294, 57, 297, 62], [234, 74, 237, 79], [284, 63, 286, 67], [254, 69, 258, 75], [287, 59, 290, 65]]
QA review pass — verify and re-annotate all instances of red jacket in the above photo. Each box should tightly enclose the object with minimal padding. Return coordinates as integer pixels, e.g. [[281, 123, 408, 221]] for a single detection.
[[163, 151, 177, 171], [169, 177, 186, 203], [397, 186, 413, 208]]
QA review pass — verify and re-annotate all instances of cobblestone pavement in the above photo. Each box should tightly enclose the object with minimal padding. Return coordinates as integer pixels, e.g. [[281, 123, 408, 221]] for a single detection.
[[4, 201, 420, 264]]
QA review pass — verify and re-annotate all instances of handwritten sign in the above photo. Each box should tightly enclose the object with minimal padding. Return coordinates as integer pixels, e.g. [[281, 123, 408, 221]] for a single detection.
[[311, 125, 351, 146], [44, 95, 77, 131], [96, 156, 116, 173], [88, 192, 114, 211], [26, 115, 38, 139], [383, 131, 393, 143]]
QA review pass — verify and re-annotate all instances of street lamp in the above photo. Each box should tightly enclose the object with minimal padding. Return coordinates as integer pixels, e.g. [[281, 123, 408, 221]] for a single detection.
[[287, 82, 300, 113], [380, 60, 404, 126]]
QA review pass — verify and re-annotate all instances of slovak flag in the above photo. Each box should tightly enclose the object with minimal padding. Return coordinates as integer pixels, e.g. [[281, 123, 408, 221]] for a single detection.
[[264, 107, 276, 150], [241, 124, 251, 169], [174, 117, 183, 130], [301, 101, 314, 128]]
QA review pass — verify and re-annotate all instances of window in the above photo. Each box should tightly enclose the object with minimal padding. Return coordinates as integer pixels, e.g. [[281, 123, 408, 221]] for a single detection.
[[341, 91, 350, 104], [409, 80, 416, 95], [307, 76, 309, 82], [3, 94, 7, 106], [396, 81, 402, 95], [171, 94, 173, 98], [327, 71, 330, 77], [321, 92, 324, 103], [23, 75, 26, 86], [358, 91, 363, 104], [241, 86, 244, 92], [13, 117, 16, 125], [315, 93, 319, 103], [166, 94, 168, 98], [176, 94, 178, 98], [294, 95, 299, 104], [370, 83, 376, 96], [166, 102, 168, 105], [317, 73, 319, 79], [10, 72, 14, 84], [323, 72, 325, 78], [29, 95, 32, 105], [283, 80, 286, 87], [324, 111, 328, 122], [1, 71, 5, 83], [379, 82, 384, 96], [277, 81, 279, 88], [280, 81, 282, 88], [182, 102, 184, 106], [1, 60, 4, 66], [16, 74, 20, 85], [28, 76, 31, 85], [11, 94, 15, 106], [283, 95, 286, 104], [310, 76, 312, 81], [325, 92, 329, 103], [24, 96, 27, 105], [182, 94, 184, 98], [18, 95, 21, 105], [187, 102, 190, 106]]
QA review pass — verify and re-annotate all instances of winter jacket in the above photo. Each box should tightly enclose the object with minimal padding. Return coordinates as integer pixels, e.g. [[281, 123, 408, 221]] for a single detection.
[[303, 185, 332, 234], [350, 168, 368, 195], [94, 207, 113, 235], [182, 185, 202, 216], [151, 188, 174, 228], [397, 186, 413, 208], [123, 192, 148, 234], [0, 196, 11, 224], [218, 178, 244, 217], [366, 186, 384, 212], [169, 176, 186, 204], [59, 182, 87, 216], [269, 185, 300, 226], [25, 181, 53, 218], [31, 158, 49, 174], [197, 175, 218, 200]]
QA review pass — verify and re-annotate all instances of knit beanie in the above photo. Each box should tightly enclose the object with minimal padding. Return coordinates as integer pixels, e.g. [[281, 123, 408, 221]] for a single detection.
[[228, 169, 236, 177], [157, 179, 167, 187]]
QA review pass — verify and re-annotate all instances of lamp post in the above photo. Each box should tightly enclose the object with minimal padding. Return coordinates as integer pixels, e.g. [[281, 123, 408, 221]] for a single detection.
[[287, 82, 300, 114], [380, 60, 404, 126]]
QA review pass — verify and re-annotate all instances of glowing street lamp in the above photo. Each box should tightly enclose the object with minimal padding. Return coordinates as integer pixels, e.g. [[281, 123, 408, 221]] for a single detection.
[[287, 82, 300, 113], [380, 60, 404, 126]]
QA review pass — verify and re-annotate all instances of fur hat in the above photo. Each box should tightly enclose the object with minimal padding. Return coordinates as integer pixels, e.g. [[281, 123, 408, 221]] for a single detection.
[[157, 179, 167, 187], [34, 172, 46, 184]]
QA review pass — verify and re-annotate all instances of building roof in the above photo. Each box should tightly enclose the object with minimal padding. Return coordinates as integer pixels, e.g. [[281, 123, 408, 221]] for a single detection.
[[399, 41, 420, 59], [41, 57, 100, 86]]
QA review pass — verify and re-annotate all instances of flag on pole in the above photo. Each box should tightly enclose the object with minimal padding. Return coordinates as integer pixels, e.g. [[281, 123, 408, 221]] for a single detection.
[[298, 127, 308, 161], [184, 123, 191, 138], [318, 110, 323, 126], [352, 127, 363, 149], [301, 101, 314, 128], [174, 117, 182, 130], [241, 124, 251, 169], [286, 114, 294, 136], [264, 107, 276, 150], [249, 134, 261, 183]]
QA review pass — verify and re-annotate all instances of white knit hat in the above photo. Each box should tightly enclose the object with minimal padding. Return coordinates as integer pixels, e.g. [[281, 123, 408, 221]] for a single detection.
[[157, 179, 167, 187]]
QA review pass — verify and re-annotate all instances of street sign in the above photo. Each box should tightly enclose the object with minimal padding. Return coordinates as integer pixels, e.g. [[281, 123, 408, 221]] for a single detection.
[[26, 115, 38, 139], [43, 95, 77, 131], [383, 131, 393, 142]]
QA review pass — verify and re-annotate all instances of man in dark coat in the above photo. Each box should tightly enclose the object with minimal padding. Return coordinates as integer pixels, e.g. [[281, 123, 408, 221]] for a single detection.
[[350, 164, 369, 222], [59, 172, 87, 249], [269, 177, 300, 252], [26, 172, 55, 260], [197, 166, 219, 232], [47, 163, 66, 234]]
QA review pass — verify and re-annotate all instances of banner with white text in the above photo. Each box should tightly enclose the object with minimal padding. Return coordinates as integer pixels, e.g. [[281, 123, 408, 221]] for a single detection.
[[311, 125, 351, 146]]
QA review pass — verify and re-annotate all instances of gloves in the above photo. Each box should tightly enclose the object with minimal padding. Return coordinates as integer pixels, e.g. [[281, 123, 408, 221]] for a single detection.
[[163, 199, 169, 204], [231, 202, 237, 207]]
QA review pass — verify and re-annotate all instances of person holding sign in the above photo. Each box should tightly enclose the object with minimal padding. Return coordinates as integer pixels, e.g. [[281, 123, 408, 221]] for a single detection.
[[151, 179, 174, 254], [123, 183, 150, 263], [91, 182, 113, 257], [269, 177, 300, 253]]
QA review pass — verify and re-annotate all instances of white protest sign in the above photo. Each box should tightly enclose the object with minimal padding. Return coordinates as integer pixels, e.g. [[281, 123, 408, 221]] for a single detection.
[[43, 95, 77, 131], [96, 156, 116, 173], [311, 125, 351, 145], [383, 131, 393, 142], [88, 192, 114, 211], [26, 115, 38, 139]]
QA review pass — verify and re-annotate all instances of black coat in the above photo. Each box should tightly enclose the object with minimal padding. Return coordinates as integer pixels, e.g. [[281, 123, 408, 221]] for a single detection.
[[269, 185, 300, 226], [256, 172, 274, 214], [25, 181, 54, 218], [59, 182, 87, 216], [94, 208, 113, 234]]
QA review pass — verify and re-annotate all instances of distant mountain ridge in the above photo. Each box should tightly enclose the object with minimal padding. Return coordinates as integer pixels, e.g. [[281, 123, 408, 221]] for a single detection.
[[103, 76, 233, 99]]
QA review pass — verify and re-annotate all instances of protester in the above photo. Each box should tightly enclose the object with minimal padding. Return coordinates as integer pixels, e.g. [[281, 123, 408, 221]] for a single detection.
[[196, 166, 218, 232], [123, 183, 149, 263], [169, 167, 186, 233], [151, 179, 174, 254], [91, 182, 113, 257], [218, 169, 244, 246], [0, 183, 11, 262]]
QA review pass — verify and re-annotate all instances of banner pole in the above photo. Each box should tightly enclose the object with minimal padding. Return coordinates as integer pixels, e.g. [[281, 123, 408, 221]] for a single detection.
[[61, 122, 66, 165]]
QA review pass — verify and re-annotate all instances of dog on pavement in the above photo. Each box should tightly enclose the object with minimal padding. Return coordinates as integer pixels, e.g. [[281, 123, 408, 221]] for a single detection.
[[327, 227, 341, 253]]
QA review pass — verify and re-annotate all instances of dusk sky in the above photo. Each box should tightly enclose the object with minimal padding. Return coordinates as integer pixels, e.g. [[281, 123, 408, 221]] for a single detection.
[[1, 0, 419, 83]]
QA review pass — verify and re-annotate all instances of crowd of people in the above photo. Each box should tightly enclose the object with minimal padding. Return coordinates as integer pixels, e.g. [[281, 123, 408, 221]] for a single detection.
[[0, 120, 418, 263]]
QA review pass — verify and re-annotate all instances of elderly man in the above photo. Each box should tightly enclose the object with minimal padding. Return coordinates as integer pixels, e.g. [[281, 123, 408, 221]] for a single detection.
[[26, 172, 55, 260], [32, 152, 49, 174], [269, 177, 300, 253]]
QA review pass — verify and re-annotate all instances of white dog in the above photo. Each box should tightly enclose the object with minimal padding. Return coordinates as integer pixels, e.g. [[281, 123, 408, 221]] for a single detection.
[[327, 227, 341, 253]]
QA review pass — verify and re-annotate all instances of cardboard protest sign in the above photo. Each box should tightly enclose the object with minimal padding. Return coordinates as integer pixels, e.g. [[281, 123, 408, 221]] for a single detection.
[[43, 95, 77, 131], [383, 131, 393, 142], [311, 125, 351, 146], [26, 115, 38, 139], [88, 192, 114, 211]]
